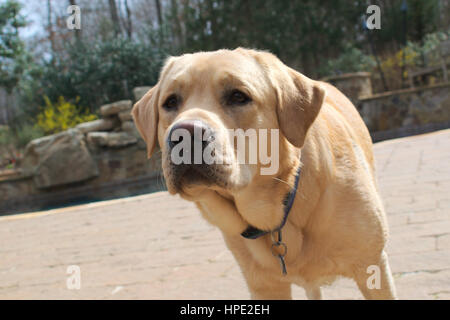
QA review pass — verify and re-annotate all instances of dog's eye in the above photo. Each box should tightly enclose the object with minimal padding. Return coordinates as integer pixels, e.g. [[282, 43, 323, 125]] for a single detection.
[[226, 90, 251, 106], [163, 94, 179, 110]]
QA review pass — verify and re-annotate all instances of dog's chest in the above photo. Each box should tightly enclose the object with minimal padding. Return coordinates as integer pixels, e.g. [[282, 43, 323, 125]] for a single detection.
[[240, 231, 339, 284]]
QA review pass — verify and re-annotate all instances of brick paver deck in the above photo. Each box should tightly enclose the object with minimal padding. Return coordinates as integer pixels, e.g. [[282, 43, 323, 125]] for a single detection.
[[1, 130, 450, 299]]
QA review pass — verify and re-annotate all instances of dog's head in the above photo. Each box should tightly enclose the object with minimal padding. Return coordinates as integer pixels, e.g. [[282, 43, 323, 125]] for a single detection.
[[132, 48, 324, 200]]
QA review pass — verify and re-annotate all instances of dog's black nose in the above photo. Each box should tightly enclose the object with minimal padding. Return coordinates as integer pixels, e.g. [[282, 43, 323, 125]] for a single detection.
[[167, 120, 214, 164]]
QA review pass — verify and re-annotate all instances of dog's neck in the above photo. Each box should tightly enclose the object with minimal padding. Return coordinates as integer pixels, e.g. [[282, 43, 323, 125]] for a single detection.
[[230, 141, 302, 232], [240, 162, 302, 239], [199, 136, 325, 238]]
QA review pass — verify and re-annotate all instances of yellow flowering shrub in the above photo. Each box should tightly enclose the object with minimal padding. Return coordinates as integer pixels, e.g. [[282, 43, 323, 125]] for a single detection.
[[381, 47, 418, 78], [36, 96, 97, 135]]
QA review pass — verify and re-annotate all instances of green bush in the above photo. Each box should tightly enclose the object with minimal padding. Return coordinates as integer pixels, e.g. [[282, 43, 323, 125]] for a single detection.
[[19, 38, 164, 118], [12, 123, 44, 148], [406, 30, 449, 66], [0, 123, 44, 168], [318, 46, 376, 77], [0, 123, 43, 149], [0, 0, 28, 92]]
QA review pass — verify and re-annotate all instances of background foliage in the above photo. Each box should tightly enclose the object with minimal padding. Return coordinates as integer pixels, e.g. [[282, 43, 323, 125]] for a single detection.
[[36, 96, 97, 135], [0, 0, 28, 92], [0, 0, 449, 166], [30, 39, 164, 115]]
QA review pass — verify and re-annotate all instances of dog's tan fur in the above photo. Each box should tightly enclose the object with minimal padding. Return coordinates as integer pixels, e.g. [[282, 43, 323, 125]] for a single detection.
[[132, 48, 397, 300]]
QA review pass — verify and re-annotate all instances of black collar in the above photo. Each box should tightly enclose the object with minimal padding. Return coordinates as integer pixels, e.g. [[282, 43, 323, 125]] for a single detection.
[[241, 164, 302, 239]]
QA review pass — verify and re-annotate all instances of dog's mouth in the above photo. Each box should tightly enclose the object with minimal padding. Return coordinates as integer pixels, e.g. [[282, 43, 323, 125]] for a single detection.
[[175, 164, 212, 188], [168, 163, 228, 194]]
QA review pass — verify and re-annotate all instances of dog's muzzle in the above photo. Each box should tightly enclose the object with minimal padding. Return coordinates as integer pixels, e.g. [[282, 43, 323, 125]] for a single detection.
[[167, 119, 218, 187]]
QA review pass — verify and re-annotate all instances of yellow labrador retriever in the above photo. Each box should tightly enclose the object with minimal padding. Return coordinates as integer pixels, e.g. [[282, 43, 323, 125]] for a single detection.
[[132, 48, 397, 300]]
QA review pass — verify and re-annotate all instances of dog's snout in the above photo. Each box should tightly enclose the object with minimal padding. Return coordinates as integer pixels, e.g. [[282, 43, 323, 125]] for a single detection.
[[168, 120, 214, 148], [167, 120, 215, 166]]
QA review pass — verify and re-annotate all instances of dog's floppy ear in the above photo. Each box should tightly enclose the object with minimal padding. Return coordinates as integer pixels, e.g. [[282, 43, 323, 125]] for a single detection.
[[132, 86, 159, 158], [276, 67, 325, 148], [249, 49, 325, 148]]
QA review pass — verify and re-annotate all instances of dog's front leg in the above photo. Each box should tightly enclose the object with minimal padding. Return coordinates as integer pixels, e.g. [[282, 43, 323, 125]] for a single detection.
[[305, 285, 322, 300], [223, 235, 293, 300]]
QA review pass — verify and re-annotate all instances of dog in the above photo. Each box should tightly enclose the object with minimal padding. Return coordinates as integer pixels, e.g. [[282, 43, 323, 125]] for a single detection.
[[132, 48, 397, 300]]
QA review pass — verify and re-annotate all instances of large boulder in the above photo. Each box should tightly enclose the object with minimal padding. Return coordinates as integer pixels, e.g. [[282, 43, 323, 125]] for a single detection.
[[100, 100, 132, 117], [87, 131, 137, 148], [20, 129, 99, 189], [75, 118, 117, 133]]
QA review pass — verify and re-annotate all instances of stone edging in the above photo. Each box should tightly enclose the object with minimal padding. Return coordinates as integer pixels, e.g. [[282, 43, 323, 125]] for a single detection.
[[371, 121, 450, 142], [321, 72, 371, 82], [359, 82, 450, 101]]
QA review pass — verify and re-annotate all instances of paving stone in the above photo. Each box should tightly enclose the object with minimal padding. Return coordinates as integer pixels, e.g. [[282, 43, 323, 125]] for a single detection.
[[1, 129, 450, 299]]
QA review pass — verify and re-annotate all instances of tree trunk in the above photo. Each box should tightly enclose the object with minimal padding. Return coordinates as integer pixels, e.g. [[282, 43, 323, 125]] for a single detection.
[[47, 0, 56, 55], [205, 0, 218, 49], [124, 0, 133, 38], [108, 0, 121, 36], [170, 0, 182, 48], [154, 0, 163, 44], [155, 0, 163, 28], [170, 0, 183, 50]]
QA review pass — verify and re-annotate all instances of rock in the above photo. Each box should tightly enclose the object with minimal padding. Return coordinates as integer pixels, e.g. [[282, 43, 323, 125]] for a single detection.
[[87, 132, 137, 148], [20, 129, 99, 189], [121, 121, 135, 131], [133, 86, 152, 101], [100, 100, 132, 117], [86, 132, 108, 147], [75, 118, 117, 134], [121, 121, 142, 140], [118, 110, 133, 122]]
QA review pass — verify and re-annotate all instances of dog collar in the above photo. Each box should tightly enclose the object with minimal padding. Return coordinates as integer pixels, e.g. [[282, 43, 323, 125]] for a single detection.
[[241, 165, 301, 239], [240, 164, 302, 275]]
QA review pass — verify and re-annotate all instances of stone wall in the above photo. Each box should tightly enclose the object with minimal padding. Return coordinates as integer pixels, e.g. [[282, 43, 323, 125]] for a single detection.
[[2, 79, 450, 215], [322, 72, 372, 106], [0, 87, 163, 215], [358, 83, 450, 133], [322, 74, 450, 141]]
